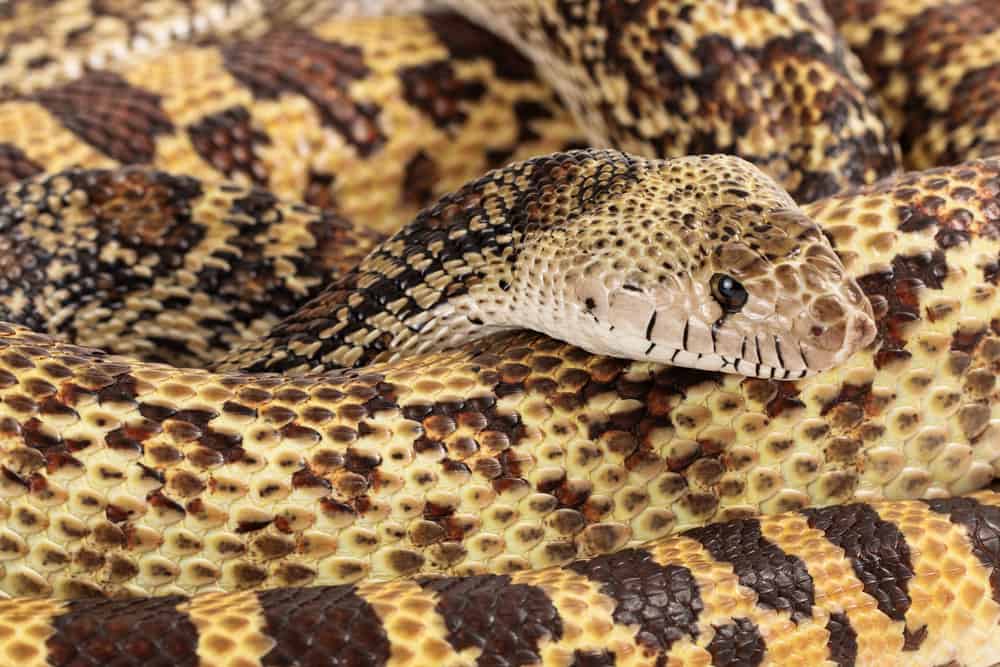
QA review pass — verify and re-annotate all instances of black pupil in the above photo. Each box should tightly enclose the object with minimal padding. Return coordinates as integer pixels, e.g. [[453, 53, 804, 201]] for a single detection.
[[713, 273, 747, 312]]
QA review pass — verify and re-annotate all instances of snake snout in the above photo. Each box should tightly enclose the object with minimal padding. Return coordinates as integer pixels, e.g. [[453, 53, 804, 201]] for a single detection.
[[794, 295, 877, 373]]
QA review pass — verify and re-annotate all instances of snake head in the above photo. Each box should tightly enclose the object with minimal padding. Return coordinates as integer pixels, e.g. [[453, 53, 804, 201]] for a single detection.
[[503, 152, 876, 379]]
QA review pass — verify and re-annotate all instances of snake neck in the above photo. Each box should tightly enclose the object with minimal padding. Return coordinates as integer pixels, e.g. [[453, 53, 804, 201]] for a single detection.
[[214, 261, 517, 374], [216, 148, 874, 378], [215, 149, 644, 374]]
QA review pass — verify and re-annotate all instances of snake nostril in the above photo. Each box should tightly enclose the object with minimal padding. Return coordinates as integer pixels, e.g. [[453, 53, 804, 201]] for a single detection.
[[810, 325, 824, 337]]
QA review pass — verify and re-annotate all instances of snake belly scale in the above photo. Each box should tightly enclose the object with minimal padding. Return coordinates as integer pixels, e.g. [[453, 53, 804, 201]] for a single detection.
[[0, 0, 999, 666]]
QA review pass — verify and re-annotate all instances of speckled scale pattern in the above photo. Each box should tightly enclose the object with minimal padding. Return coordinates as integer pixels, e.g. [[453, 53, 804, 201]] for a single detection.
[[216, 149, 874, 380], [0, 167, 383, 368], [0, 160, 993, 601], [824, 0, 1000, 169], [3, 1, 1000, 665], [0, 0, 355, 96], [445, 0, 902, 203], [0, 10, 586, 235], [2, 492, 1000, 665]]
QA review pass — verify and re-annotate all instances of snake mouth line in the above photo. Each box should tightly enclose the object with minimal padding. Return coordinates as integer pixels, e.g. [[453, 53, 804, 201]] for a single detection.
[[620, 304, 872, 380], [642, 343, 812, 380]]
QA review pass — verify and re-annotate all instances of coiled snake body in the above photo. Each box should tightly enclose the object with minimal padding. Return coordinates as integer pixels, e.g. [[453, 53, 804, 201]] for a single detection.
[[0, 1, 999, 666]]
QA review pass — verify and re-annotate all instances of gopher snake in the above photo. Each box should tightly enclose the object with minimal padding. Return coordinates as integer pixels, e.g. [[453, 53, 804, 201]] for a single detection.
[[0, 1, 997, 665]]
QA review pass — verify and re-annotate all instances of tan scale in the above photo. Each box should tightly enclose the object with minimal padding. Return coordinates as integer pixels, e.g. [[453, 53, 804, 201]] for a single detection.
[[874, 496, 1000, 667], [0, 596, 65, 667], [758, 512, 905, 665], [826, 0, 1000, 168], [2, 1, 1000, 663], [0, 12, 586, 234], [184, 589, 275, 667], [0, 0, 351, 95], [357, 578, 469, 666], [444, 0, 901, 202], [0, 169, 383, 367], [4, 494, 1000, 663], [0, 157, 991, 597]]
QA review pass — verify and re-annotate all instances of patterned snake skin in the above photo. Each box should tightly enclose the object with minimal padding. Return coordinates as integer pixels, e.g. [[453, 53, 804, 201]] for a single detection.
[[1, 0, 1000, 665]]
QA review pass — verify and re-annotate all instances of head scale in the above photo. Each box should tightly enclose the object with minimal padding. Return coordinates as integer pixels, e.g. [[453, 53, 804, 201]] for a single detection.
[[478, 151, 876, 379]]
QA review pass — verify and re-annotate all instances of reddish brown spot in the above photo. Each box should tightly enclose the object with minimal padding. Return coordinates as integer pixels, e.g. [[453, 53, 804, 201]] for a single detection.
[[951, 326, 987, 354], [761, 380, 805, 417], [902, 625, 927, 651], [857, 251, 948, 369], [235, 519, 273, 534], [399, 61, 486, 128], [187, 105, 270, 184], [30, 71, 173, 163], [292, 467, 332, 492], [223, 31, 385, 156]]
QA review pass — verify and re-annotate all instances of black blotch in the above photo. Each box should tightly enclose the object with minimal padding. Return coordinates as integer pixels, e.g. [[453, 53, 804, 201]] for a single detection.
[[706, 617, 766, 667], [257, 585, 391, 666], [417, 574, 562, 666], [801, 503, 914, 621], [825, 611, 858, 667], [684, 519, 814, 622], [567, 548, 702, 654]]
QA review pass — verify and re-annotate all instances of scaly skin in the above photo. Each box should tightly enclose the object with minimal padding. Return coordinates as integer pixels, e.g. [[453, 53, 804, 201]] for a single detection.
[[4, 491, 1000, 666], [217, 150, 876, 379], [0, 0, 349, 95], [824, 0, 1000, 169], [2, 1, 1000, 665], [0, 159, 994, 602], [0, 11, 585, 234], [444, 0, 902, 202]]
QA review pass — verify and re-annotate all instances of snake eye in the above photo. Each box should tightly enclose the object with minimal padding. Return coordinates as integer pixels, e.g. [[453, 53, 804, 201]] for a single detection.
[[710, 273, 748, 313]]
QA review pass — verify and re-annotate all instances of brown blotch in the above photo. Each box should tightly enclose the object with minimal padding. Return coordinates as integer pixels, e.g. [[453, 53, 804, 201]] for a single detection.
[[223, 31, 384, 156], [46, 595, 198, 665], [857, 251, 948, 369], [30, 71, 174, 163]]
